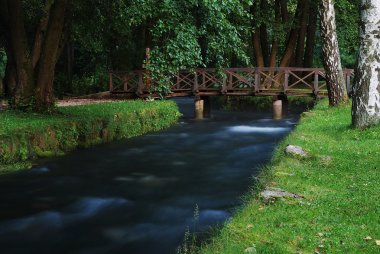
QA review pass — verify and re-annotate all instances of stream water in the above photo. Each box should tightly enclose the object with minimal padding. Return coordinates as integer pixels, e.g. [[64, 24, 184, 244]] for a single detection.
[[0, 98, 303, 254]]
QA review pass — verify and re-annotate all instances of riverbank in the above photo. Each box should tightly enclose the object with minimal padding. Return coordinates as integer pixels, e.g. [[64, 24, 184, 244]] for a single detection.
[[200, 100, 380, 253], [0, 100, 181, 173]]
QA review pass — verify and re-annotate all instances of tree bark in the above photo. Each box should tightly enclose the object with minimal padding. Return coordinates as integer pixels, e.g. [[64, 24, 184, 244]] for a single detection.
[[269, 0, 281, 67], [304, 1, 318, 68], [35, 0, 68, 110], [294, 0, 310, 67], [280, 0, 289, 32], [253, 30, 265, 67], [251, 4, 265, 67], [319, 0, 348, 106], [352, 0, 380, 128], [32, 0, 54, 69], [279, 0, 303, 67], [1, 0, 35, 107], [3, 47, 17, 97], [260, 0, 270, 66]]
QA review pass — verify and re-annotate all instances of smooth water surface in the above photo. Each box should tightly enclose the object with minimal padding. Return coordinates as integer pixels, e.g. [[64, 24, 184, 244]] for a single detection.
[[0, 98, 302, 254]]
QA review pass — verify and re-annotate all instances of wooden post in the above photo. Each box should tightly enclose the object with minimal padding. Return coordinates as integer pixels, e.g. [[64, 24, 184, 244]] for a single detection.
[[193, 71, 199, 93], [254, 69, 260, 92], [202, 71, 206, 89], [229, 71, 233, 90], [137, 71, 144, 95], [123, 75, 128, 92], [284, 70, 289, 93], [314, 70, 319, 95], [222, 76, 227, 94], [109, 72, 113, 92], [145, 48, 151, 91]]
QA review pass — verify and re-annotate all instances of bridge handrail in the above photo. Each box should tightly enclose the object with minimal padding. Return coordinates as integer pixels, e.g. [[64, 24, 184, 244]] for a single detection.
[[109, 67, 354, 97]]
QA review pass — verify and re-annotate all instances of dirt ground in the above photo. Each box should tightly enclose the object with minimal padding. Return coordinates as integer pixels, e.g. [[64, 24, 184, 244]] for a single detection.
[[57, 98, 115, 107], [0, 92, 116, 109]]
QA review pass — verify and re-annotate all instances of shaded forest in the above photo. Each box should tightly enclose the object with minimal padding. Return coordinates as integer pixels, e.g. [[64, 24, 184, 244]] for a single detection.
[[0, 0, 360, 109]]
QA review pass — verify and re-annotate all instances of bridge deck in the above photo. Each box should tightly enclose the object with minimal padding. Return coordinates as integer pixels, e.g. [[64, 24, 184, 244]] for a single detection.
[[109, 67, 354, 98]]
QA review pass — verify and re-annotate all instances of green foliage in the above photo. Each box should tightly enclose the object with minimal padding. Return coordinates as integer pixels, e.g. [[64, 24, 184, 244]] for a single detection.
[[335, 0, 360, 68], [4, 0, 361, 99], [200, 100, 380, 254], [0, 100, 181, 169], [0, 48, 6, 78], [141, 0, 251, 94]]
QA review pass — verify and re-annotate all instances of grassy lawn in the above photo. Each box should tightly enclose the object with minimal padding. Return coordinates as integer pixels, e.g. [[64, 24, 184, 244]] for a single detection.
[[200, 100, 380, 254], [0, 100, 181, 172]]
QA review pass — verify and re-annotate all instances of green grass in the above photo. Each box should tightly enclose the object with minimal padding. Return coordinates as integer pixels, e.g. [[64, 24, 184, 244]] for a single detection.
[[0, 100, 181, 171], [200, 100, 380, 254]]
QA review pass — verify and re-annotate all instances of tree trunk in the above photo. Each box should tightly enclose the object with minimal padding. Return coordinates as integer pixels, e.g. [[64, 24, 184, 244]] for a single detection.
[[253, 30, 265, 67], [304, 1, 318, 68], [3, 48, 17, 97], [279, 0, 303, 67], [280, 0, 289, 33], [352, 0, 380, 128], [319, 0, 348, 106], [35, 0, 68, 111], [251, 4, 265, 67], [0, 72, 3, 97], [294, 0, 310, 67], [269, 0, 281, 67], [260, 0, 270, 66], [32, 0, 54, 69], [1, 0, 35, 107]]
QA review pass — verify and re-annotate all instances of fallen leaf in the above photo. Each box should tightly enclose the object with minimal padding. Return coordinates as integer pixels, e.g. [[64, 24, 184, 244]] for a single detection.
[[246, 224, 254, 229], [317, 233, 324, 237], [376, 240, 380, 246], [364, 236, 372, 241]]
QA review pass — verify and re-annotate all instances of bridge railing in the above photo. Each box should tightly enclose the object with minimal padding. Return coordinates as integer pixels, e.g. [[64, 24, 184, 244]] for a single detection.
[[109, 67, 354, 97]]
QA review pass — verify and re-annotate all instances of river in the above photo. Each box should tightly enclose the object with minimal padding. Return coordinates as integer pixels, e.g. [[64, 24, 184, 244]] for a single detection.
[[0, 98, 303, 254]]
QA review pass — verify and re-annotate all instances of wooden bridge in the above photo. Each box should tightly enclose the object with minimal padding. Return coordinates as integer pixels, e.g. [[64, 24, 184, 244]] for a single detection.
[[109, 67, 354, 98]]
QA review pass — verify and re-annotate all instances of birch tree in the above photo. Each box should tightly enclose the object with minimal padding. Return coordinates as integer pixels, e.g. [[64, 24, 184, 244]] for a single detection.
[[320, 0, 348, 106], [352, 0, 380, 128]]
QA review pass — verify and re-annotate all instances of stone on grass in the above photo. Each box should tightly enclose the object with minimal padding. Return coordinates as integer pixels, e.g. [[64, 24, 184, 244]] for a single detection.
[[319, 155, 333, 166], [285, 145, 308, 158], [260, 187, 304, 202]]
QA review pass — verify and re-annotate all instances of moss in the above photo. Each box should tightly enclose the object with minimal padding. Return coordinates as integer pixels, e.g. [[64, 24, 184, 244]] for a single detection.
[[0, 100, 181, 173], [0, 162, 33, 174]]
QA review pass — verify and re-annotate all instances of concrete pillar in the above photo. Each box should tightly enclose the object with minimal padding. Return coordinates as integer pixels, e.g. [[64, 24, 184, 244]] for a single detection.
[[195, 97, 204, 119], [194, 96, 211, 119], [273, 99, 283, 120]]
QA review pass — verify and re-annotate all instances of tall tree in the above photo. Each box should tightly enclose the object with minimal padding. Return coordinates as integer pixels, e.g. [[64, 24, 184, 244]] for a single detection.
[[319, 0, 348, 106], [0, 0, 68, 111], [303, 1, 318, 68], [352, 0, 380, 128]]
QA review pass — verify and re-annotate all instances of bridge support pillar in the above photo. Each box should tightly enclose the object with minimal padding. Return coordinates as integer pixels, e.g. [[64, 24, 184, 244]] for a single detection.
[[273, 98, 283, 120], [195, 96, 211, 119]]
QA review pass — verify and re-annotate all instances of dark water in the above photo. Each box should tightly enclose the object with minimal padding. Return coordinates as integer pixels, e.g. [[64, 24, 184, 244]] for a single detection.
[[0, 98, 302, 254]]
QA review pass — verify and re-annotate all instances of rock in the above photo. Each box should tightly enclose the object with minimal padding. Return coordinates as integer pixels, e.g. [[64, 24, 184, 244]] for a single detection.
[[260, 188, 304, 202], [319, 155, 333, 166], [285, 145, 308, 158]]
